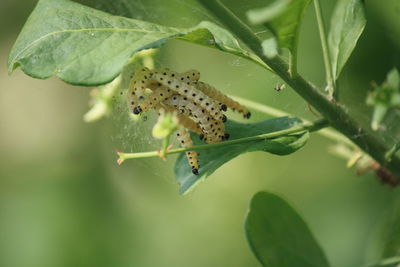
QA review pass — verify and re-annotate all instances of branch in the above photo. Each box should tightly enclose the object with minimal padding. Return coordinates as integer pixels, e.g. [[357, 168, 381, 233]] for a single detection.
[[117, 119, 328, 164], [197, 0, 400, 177]]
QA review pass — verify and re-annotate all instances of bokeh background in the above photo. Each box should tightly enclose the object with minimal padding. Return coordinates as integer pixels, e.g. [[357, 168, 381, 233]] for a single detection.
[[1, 0, 400, 267]]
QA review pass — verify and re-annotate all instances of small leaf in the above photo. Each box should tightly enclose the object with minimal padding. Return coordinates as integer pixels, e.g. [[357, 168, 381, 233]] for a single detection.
[[387, 68, 400, 89], [328, 0, 366, 80], [366, 68, 400, 130], [247, 0, 311, 56], [175, 117, 309, 194], [152, 111, 179, 139], [245, 192, 330, 267], [8, 0, 268, 86], [371, 105, 388, 131], [83, 75, 122, 123]]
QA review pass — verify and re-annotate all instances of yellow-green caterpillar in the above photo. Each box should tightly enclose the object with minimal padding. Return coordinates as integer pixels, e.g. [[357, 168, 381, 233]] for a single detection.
[[126, 67, 250, 175]]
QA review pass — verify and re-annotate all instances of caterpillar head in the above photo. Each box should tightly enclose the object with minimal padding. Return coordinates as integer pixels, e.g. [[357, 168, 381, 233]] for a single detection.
[[133, 106, 142, 114]]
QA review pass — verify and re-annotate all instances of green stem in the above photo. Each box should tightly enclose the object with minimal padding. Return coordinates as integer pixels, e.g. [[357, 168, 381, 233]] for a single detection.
[[385, 142, 400, 162], [160, 134, 171, 159], [196, 0, 400, 177], [118, 119, 328, 163], [230, 95, 354, 147]]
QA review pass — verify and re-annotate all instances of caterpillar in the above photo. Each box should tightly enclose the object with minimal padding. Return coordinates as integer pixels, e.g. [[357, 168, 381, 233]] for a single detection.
[[175, 128, 200, 175], [127, 67, 152, 112], [133, 69, 201, 114], [149, 72, 226, 122], [195, 81, 251, 118], [126, 67, 249, 174], [157, 104, 202, 135], [179, 69, 201, 82], [163, 95, 227, 143]]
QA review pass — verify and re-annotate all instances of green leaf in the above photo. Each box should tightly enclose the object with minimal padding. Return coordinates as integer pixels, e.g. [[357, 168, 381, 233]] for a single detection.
[[8, 0, 268, 86], [380, 197, 400, 260], [246, 0, 292, 25], [245, 192, 330, 267], [366, 68, 400, 130], [387, 68, 400, 89], [152, 112, 179, 139], [370, 197, 400, 267], [247, 0, 311, 55], [175, 117, 309, 194], [328, 0, 366, 80], [83, 48, 158, 122], [371, 105, 389, 131]]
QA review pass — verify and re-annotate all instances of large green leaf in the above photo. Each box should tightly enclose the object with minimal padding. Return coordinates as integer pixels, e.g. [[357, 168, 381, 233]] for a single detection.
[[245, 192, 330, 267], [8, 0, 267, 86], [246, 0, 311, 57], [328, 0, 366, 80], [175, 117, 309, 194]]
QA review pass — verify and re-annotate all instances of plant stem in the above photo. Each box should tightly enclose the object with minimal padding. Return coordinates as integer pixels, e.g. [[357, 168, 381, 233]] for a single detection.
[[313, 0, 335, 98], [197, 0, 400, 177], [118, 119, 328, 163], [160, 134, 171, 159], [230, 95, 354, 147]]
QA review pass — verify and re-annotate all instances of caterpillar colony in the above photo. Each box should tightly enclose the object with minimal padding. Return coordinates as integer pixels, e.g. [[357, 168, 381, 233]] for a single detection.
[[127, 67, 251, 175]]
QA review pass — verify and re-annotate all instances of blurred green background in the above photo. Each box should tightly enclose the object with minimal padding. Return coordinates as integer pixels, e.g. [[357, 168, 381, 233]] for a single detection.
[[1, 0, 400, 267]]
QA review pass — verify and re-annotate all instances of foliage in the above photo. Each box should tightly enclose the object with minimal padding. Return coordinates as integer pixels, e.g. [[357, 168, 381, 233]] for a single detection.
[[7, 0, 268, 86], [175, 117, 309, 194], [7, 0, 400, 266], [247, 0, 311, 67], [328, 0, 366, 80], [245, 192, 330, 267], [366, 68, 400, 130]]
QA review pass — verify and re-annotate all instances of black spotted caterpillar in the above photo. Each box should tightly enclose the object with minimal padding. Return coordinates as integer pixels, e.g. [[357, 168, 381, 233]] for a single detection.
[[127, 67, 251, 175]]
